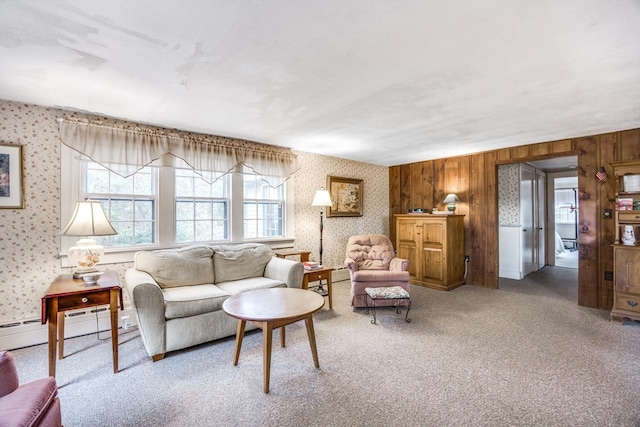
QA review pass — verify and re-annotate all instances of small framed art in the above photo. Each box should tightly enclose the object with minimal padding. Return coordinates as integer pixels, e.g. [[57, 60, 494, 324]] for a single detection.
[[0, 143, 25, 209], [326, 175, 363, 217]]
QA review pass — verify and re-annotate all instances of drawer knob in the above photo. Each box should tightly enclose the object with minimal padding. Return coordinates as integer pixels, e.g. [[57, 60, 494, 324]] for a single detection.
[[626, 300, 639, 308], [82, 297, 88, 303]]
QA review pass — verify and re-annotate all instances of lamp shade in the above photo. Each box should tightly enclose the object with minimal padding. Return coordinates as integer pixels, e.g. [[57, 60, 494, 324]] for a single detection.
[[441, 193, 461, 205], [59, 201, 117, 279], [59, 201, 117, 237], [311, 190, 332, 207]]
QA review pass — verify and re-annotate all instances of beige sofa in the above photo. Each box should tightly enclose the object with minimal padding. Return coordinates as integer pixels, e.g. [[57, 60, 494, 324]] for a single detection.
[[124, 243, 304, 361]]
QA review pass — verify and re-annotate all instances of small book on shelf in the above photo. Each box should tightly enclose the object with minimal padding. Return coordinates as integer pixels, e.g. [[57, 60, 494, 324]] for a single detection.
[[618, 198, 633, 211]]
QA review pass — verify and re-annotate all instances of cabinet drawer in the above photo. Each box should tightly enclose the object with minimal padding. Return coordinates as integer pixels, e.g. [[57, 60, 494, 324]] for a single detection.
[[618, 211, 640, 223], [57, 290, 110, 311], [614, 293, 640, 314], [304, 270, 331, 282]]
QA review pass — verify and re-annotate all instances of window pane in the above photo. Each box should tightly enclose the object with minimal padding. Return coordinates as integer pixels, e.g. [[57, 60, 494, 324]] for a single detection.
[[176, 201, 194, 220], [195, 201, 212, 219], [135, 200, 154, 221], [109, 199, 132, 221], [195, 221, 212, 241], [176, 221, 194, 243], [135, 221, 154, 245]]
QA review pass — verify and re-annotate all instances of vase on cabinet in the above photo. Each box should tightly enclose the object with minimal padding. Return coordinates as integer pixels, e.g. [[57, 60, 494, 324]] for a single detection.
[[621, 225, 636, 245]]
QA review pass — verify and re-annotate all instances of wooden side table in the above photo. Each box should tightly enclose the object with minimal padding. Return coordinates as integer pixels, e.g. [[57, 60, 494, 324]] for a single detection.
[[41, 270, 124, 377], [274, 250, 311, 263], [302, 267, 333, 309]]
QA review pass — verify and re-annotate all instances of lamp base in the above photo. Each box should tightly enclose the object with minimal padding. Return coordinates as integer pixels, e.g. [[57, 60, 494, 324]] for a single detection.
[[314, 282, 328, 296], [72, 266, 99, 279]]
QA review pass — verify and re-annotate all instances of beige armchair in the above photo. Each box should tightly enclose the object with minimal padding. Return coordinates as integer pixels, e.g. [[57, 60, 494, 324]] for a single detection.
[[344, 234, 410, 308]]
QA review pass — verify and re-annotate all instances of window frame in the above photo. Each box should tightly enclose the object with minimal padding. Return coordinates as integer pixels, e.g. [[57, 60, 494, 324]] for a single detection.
[[59, 145, 295, 266]]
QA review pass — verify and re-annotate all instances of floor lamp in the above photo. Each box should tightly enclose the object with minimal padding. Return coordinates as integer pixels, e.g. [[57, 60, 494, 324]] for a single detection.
[[311, 189, 332, 295]]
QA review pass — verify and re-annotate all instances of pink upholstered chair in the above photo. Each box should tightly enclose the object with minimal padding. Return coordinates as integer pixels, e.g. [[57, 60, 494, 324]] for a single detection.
[[344, 234, 410, 308], [0, 351, 62, 427]]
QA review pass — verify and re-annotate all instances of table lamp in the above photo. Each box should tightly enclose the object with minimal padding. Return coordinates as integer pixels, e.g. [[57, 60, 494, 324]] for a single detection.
[[59, 201, 118, 278], [442, 193, 461, 213]]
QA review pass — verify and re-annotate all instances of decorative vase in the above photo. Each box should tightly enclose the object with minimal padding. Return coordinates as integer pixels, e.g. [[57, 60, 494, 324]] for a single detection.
[[621, 225, 636, 246]]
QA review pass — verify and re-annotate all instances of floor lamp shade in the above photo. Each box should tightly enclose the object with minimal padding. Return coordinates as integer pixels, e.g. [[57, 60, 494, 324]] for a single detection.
[[59, 201, 117, 277]]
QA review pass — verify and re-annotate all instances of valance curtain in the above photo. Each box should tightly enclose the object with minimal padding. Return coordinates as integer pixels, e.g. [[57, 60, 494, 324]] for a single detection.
[[58, 118, 299, 187]]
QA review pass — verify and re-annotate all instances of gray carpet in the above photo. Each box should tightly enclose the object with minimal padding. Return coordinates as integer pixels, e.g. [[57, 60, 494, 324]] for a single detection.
[[9, 267, 640, 427]]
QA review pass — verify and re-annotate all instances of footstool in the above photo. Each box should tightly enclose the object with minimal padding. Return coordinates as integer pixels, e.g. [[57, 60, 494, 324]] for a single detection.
[[364, 286, 411, 324]]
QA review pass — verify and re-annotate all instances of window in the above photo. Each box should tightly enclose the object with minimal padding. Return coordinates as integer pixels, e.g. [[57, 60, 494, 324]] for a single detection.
[[60, 146, 294, 265], [243, 173, 284, 239], [83, 162, 157, 247], [175, 169, 229, 243]]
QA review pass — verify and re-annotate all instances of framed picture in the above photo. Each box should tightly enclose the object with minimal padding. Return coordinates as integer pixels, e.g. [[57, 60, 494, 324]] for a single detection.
[[0, 143, 25, 209], [326, 175, 363, 217]]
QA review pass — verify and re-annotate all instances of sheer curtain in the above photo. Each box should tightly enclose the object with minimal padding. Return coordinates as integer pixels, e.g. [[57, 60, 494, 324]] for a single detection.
[[58, 117, 299, 187]]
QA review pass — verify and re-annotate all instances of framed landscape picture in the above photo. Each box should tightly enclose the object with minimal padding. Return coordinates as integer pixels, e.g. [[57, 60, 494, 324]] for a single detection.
[[0, 143, 25, 209], [326, 175, 363, 217]]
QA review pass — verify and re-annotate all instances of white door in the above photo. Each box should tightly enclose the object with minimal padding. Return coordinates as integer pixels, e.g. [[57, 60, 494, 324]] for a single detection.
[[536, 169, 546, 270], [520, 164, 535, 276]]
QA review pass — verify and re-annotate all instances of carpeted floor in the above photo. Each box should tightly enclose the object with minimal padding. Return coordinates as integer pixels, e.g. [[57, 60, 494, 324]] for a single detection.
[[8, 266, 640, 427]]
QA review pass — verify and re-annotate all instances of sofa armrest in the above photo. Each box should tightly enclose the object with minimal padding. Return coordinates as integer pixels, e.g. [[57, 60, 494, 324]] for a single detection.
[[389, 257, 409, 271], [264, 257, 304, 288], [124, 268, 166, 359]]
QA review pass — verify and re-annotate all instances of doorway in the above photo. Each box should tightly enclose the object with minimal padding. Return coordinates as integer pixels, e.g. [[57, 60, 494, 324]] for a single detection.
[[550, 174, 579, 269], [499, 156, 579, 280]]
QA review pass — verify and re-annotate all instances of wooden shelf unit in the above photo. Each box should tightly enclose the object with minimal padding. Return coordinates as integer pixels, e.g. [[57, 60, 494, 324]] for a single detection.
[[610, 160, 640, 323]]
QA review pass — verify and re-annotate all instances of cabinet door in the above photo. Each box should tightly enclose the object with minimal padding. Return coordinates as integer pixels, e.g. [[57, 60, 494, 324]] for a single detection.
[[419, 220, 445, 284], [396, 218, 419, 281], [615, 247, 640, 294]]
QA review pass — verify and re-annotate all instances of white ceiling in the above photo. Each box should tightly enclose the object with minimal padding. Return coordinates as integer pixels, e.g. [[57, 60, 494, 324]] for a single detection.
[[1, 1, 639, 167]]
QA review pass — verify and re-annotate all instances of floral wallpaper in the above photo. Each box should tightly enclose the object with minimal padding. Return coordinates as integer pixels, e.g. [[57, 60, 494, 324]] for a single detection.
[[0, 99, 389, 324], [498, 164, 520, 226]]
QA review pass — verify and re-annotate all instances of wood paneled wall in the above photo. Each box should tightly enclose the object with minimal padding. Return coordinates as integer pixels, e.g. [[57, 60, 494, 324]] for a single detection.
[[389, 128, 640, 309]]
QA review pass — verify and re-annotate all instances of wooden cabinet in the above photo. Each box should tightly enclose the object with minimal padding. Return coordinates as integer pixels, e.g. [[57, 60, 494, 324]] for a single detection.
[[610, 160, 640, 322], [395, 214, 465, 291]]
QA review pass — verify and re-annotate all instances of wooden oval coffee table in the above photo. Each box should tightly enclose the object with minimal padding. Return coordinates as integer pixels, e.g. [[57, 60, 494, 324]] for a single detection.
[[222, 287, 325, 393]]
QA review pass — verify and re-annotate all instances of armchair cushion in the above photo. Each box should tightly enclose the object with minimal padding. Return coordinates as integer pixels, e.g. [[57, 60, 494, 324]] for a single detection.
[[345, 234, 396, 270], [351, 269, 409, 282]]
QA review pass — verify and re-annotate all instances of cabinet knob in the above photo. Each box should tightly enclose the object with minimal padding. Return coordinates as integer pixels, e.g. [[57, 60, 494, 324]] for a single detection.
[[81, 297, 88, 303]]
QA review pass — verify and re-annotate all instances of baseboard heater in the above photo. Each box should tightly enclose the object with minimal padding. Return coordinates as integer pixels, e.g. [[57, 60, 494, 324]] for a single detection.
[[0, 305, 135, 351]]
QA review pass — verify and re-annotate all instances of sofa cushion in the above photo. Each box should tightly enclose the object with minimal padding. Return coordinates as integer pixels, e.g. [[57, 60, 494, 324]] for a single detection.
[[135, 246, 214, 288], [211, 243, 273, 284], [162, 284, 230, 319], [217, 277, 285, 295]]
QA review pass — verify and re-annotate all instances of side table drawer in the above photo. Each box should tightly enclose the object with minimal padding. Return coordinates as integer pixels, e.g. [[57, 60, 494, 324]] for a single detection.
[[615, 293, 640, 314], [305, 270, 331, 282], [57, 290, 111, 311]]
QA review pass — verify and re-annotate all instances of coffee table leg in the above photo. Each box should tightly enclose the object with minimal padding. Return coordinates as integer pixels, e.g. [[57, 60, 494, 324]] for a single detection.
[[280, 326, 286, 348], [232, 320, 246, 366], [263, 322, 273, 394], [304, 315, 320, 368]]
